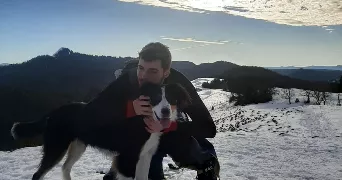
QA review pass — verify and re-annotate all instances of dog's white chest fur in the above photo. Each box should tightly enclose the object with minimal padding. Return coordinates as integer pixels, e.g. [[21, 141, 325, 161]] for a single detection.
[[139, 132, 161, 156], [117, 132, 162, 180]]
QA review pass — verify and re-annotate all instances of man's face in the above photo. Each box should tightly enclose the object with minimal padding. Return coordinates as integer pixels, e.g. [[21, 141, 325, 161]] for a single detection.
[[137, 59, 170, 87]]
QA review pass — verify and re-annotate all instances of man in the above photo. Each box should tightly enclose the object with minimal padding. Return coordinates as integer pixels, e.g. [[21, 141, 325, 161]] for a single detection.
[[79, 42, 220, 179]]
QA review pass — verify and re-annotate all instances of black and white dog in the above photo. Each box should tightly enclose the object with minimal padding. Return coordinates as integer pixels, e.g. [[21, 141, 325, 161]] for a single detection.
[[11, 82, 191, 180]]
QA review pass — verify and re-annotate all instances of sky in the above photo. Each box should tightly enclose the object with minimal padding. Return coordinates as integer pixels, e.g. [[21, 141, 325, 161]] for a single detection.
[[0, 0, 341, 67]]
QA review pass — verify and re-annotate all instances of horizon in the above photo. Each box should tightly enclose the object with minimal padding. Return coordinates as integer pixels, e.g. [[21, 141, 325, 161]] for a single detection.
[[2, 47, 341, 68], [1, 0, 341, 67]]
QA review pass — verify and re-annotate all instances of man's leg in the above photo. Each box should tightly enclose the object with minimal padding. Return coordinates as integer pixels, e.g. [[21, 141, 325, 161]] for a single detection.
[[160, 132, 220, 180], [192, 138, 219, 180], [196, 138, 217, 157]]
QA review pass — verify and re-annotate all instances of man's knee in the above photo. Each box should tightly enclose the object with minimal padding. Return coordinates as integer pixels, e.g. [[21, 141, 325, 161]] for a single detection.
[[197, 138, 214, 149], [196, 138, 216, 156], [162, 134, 217, 167]]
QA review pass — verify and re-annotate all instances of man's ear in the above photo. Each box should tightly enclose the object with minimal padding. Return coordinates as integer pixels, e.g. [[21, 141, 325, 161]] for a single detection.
[[164, 69, 170, 79]]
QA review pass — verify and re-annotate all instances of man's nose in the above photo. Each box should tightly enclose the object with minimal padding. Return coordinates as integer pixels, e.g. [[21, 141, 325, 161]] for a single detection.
[[141, 71, 149, 79]]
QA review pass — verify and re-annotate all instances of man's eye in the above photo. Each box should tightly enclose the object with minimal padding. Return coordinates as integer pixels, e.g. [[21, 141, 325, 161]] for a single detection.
[[148, 70, 158, 74]]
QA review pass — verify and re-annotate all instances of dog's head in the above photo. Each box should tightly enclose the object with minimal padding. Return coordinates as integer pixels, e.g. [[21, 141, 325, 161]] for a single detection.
[[139, 82, 191, 128]]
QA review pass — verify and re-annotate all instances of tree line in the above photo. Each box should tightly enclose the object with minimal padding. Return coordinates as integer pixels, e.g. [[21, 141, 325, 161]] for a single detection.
[[202, 66, 342, 106], [279, 76, 341, 105]]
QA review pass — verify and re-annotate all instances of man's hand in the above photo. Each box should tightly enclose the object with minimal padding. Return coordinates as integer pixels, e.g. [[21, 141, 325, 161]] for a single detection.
[[133, 95, 153, 116], [144, 116, 163, 133]]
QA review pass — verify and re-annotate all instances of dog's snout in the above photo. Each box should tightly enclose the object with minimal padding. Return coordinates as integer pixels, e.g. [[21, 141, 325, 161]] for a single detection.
[[161, 107, 170, 116]]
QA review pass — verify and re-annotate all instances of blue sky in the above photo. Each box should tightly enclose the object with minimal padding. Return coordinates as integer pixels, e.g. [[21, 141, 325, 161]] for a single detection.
[[1, 0, 341, 67]]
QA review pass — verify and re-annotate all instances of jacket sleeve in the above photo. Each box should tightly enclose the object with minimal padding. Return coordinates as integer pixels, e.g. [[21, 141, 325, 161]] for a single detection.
[[167, 69, 217, 139]]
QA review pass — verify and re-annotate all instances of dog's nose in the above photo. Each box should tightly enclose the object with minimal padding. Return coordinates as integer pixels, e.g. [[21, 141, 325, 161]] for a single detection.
[[161, 107, 170, 116]]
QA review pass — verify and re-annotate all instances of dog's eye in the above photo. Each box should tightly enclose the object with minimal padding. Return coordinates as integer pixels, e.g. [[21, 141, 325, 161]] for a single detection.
[[168, 99, 177, 105], [166, 95, 177, 105]]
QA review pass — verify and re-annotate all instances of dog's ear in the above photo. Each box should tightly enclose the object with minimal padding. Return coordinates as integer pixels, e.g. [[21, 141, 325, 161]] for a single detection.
[[165, 83, 192, 109]]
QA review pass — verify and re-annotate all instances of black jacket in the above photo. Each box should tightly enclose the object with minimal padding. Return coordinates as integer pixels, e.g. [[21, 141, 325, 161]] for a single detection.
[[77, 64, 216, 139]]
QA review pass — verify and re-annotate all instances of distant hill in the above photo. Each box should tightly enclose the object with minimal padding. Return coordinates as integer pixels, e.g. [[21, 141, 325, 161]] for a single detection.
[[0, 49, 129, 101], [173, 61, 239, 80], [171, 61, 196, 70], [0, 49, 237, 100], [305, 65, 342, 71], [267, 65, 342, 71], [217, 66, 332, 91], [270, 68, 342, 82]]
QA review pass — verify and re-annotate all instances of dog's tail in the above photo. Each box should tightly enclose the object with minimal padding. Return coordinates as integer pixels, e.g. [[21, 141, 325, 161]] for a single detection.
[[11, 118, 47, 140]]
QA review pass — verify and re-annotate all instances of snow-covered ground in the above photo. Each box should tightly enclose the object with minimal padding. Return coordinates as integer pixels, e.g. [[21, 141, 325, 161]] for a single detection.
[[1, 78, 342, 180]]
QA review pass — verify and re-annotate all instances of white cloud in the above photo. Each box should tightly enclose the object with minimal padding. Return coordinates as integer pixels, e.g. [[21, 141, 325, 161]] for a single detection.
[[171, 44, 212, 51], [160, 37, 228, 45], [118, 0, 342, 26], [322, 27, 335, 33], [159, 36, 242, 51]]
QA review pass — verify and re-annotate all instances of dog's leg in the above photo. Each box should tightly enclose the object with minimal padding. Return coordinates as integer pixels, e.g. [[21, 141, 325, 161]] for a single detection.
[[134, 153, 153, 180], [135, 133, 161, 180], [32, 152, 66, 180], [116, 173, 134, 180], [32, 140, 70, 180], [62, 140, 86, 180], [112, 154, 135, 180]]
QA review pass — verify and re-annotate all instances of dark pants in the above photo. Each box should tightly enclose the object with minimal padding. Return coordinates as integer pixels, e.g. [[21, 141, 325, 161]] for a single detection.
[[196, 138, 217, 157], [149, 135, 217, 180]]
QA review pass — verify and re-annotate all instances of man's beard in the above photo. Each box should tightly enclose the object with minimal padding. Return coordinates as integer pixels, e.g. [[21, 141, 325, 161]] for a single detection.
[[139, 77, 165, 86]]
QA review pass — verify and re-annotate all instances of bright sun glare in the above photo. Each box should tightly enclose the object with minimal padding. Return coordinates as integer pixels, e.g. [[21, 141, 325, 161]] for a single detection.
[[119, 0, 342, 26]]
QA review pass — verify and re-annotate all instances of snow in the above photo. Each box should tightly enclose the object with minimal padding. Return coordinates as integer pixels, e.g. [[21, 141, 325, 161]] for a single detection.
[[1, 77, 342, 180]]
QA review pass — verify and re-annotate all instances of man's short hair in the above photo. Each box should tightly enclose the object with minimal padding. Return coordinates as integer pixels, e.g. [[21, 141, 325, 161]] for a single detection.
[[138, 42, 172, 69]]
